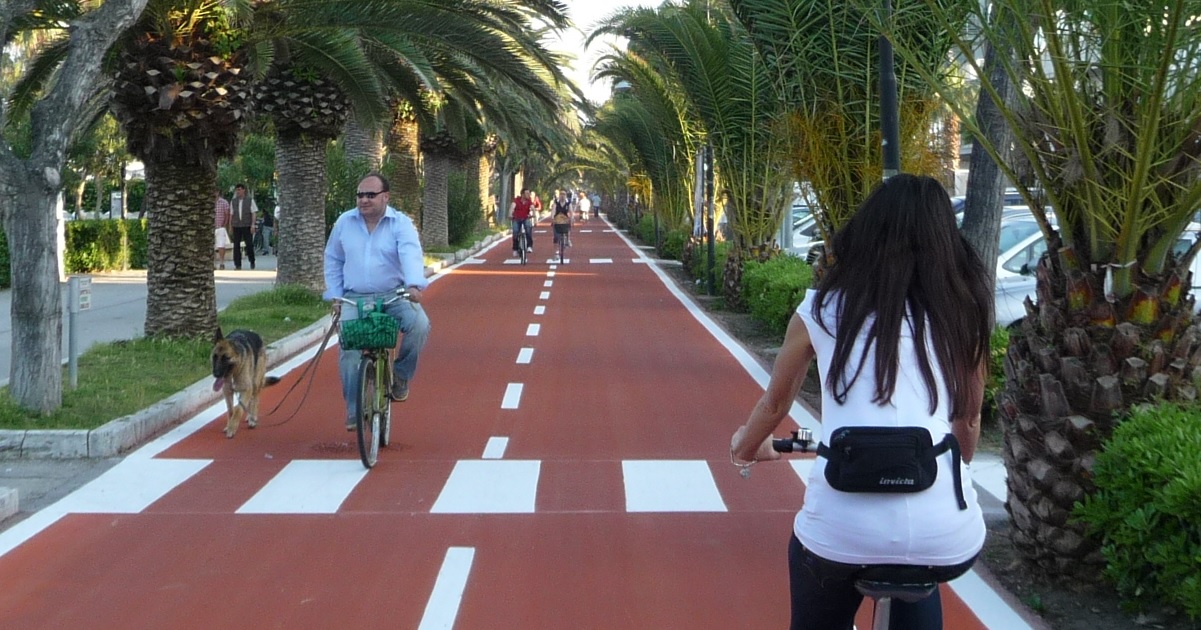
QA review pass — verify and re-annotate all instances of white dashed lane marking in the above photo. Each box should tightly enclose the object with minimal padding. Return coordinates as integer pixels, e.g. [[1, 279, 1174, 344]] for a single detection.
[[534, 305, 546, 315], [501, 383, 524, 409], [526, 323, 541, 336], [539, 291, 550, 300], [417, 547, 476, 630], [482, 437, 509, 459], [516, 348, 534, 364]]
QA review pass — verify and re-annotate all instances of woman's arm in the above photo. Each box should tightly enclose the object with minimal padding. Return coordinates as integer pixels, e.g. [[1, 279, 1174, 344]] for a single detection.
[[951, 359, 987, 464], [731, 313, 817, 463]]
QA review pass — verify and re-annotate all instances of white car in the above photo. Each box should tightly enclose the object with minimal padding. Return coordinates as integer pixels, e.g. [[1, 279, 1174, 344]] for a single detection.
[[994, 221, 1201, 326]]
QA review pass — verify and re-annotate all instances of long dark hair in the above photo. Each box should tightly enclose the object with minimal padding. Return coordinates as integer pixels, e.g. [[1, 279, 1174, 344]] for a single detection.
[[813, 174, 992, 418]]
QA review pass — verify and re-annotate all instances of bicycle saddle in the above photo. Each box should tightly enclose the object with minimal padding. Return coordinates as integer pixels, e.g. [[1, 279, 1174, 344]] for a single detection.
[[853, 566, 940, 603]]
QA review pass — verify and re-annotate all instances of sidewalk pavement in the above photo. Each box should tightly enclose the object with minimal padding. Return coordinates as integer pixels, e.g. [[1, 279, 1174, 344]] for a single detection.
[[0, 233, 510, 530]]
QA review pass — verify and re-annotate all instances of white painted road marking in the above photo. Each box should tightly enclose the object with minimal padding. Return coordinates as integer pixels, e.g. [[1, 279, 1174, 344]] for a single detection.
[[590, 258, 613, 264], [501, 383, 524, 409], [533, 305, 546, 315], [237, 460, 367, 514], [417, 547, 476, 630], [516, 348, 534, 364], [431, 460, 541, 513], [543, 280, 553, 288], [62, 458, 210, 514], [622, 460, 727, 513], [526, 323, 541, 336], [539, 291, 550, 300], [547, 271, 556, 278], [482, 437, 509, 459]]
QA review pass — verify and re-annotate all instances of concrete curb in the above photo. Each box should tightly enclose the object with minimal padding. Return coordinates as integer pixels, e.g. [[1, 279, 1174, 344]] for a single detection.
[[0, 229, 511, 460]]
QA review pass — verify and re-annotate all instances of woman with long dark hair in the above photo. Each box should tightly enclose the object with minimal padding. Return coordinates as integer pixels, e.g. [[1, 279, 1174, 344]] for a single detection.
[[731, 174, 992, 630]]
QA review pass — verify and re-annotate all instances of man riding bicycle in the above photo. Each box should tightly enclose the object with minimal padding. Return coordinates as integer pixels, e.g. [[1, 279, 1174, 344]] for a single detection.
[[324, 173, 431, 432], [510, 188, 535, 255]]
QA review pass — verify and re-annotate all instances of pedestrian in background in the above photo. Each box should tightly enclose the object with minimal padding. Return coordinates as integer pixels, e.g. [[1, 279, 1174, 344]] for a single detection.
[[229, 183, 257, 270], [259, 203, 276, 255], [214, 189, 232, 270]]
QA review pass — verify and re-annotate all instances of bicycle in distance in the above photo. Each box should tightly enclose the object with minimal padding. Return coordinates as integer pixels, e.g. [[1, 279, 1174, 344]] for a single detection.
[[335, 289, 410, 468]]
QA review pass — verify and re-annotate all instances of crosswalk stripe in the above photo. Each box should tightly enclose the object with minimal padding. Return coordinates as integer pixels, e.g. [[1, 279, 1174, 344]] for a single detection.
[[590, 258, 613, 264], [237, 460, 367, 514], [622, 460, 727, 513], [431, 460, 541, 513], [65, 458, 210, 514]]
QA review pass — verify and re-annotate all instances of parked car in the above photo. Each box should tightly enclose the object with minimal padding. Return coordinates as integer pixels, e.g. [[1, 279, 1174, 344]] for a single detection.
[[994, 220, 1201, 327]]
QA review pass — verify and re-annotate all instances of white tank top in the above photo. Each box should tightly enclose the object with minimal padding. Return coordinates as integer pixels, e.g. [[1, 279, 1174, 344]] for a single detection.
[[793, 289, 985, 566]]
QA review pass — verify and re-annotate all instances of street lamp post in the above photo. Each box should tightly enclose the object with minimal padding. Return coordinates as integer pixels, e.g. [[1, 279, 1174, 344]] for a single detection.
[[879, 0, 901, 180]]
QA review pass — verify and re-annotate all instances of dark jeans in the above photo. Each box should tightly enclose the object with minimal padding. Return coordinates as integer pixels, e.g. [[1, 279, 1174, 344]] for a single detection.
[[788, 535, 976, 630], [231, 226, 256, 269], [512, 218, 533, 251]]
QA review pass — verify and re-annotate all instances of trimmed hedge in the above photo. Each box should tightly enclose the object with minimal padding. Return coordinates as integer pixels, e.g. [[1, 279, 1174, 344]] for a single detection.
[[1074, 403, 1201, 619], [661, 229, 688, 260], [687, 239, 730, 286], [64, 219, 148, 273], [741, 254, 815, 334]]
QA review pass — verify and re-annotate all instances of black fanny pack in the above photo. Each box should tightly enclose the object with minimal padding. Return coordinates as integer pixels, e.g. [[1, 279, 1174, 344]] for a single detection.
[[816, 426, 967, 510]]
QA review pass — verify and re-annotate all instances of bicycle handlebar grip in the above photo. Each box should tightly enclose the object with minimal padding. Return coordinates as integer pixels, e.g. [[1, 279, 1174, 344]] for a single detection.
[[772, 438, 795, 453]]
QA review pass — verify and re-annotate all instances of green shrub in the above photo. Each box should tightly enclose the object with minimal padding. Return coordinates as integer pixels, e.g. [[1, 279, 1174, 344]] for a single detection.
[[661, 229, 688, 260], [64, 220, 130, 273], [635, 214, 655, 244], [741, 255, 815, 334], [0, 227, 9, 289], [447, 171, 481, 247], [1074, 403, 1201, 619], [127, 219, 148, 268], [982, 327, 1009, 425], [687, 240, 730, 286]]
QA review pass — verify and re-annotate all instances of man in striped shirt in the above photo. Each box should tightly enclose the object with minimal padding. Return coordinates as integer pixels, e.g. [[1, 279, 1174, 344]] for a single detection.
[[214, 190, 232, 270]]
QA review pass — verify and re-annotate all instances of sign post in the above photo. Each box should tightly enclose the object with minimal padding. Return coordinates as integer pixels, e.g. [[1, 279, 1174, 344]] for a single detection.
[[67, 276, 91, 389]]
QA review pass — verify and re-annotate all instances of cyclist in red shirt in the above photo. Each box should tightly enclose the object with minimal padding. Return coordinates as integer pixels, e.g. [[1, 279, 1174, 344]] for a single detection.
[[510, 188, 535, 255]]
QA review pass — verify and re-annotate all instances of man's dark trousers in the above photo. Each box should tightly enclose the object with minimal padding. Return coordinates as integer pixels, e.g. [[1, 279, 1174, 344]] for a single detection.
[[231, 227, 256, 269]]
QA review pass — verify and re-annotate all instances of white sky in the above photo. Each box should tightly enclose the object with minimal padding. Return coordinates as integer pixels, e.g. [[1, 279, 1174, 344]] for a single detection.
[[549, 0, 662, 105]]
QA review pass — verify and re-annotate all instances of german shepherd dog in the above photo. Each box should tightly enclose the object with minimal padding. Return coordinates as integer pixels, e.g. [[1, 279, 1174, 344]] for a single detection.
[[211, 329, 281, 438]]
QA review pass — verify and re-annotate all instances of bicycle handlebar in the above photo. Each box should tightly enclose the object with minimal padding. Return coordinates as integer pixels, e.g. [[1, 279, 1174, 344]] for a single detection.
[[334, 288, 411, 308], [772, 428, 816, 454]]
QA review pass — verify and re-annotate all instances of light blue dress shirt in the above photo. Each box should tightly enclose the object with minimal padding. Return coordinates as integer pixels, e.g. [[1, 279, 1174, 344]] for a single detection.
[[323, 206, 429, 299]]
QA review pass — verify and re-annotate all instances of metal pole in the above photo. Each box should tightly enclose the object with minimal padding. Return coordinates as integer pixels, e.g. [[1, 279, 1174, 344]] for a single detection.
[[705, 142, 716, 295], [879, 0, 901, 180], [67, 276, 79, 390]]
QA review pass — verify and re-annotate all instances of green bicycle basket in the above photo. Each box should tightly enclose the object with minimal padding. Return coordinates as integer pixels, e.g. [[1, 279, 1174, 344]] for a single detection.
[[340, 301, 399, 350]]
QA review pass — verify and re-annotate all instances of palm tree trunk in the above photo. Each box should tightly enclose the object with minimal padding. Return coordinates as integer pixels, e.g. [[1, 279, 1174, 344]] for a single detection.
[[387, 114, 421, 219], [275, 134, 328, 292], [2, 172, 65, 413], [143, 159, 218, 338], [343, 116, 384, 170], [421, 150, 449, 249]]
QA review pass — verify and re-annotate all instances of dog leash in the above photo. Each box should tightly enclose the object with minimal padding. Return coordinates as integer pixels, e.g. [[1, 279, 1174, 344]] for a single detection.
[[255, 311, 342, 428]]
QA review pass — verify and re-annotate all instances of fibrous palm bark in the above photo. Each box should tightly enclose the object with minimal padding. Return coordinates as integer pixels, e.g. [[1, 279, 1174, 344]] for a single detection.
[[420, 130, 456, 249], [110, 27, 253, 338], [254, 66, 350, 292], [387, 103, 421, 219]]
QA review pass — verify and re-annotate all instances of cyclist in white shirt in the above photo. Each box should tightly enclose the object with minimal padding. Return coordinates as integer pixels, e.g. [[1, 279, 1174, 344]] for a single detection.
[[731, 174, 991, 630]]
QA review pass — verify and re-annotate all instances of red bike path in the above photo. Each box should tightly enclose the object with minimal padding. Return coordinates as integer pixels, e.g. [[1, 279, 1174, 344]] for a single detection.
[[0, 219, 1034, 629]]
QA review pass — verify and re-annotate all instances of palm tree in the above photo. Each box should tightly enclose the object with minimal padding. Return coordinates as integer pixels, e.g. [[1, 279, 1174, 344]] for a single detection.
[[728, 0, 963, 258], [884, 0, 1201, 579], [594, 0, 793, 304], [109, 1, 255, 337]]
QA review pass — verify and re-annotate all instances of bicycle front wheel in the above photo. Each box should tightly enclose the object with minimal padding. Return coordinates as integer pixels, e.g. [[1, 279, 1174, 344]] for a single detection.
[[380, 357, 393, 448], [356, 356, 381, 468]]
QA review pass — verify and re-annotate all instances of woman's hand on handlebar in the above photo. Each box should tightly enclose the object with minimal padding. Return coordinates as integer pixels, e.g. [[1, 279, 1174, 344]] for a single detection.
[[730, 425, 781, 464]]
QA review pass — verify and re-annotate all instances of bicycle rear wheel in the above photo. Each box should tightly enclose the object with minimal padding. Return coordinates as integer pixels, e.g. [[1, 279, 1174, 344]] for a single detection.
[[356, 356, 381, 468]]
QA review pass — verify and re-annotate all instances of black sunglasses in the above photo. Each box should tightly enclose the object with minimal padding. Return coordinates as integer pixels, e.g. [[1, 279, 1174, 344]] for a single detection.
[[356, 190, 387, 200]]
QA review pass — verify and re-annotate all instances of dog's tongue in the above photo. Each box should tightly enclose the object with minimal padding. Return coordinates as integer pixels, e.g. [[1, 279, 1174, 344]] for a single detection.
[[212, 377, 224, 392]]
